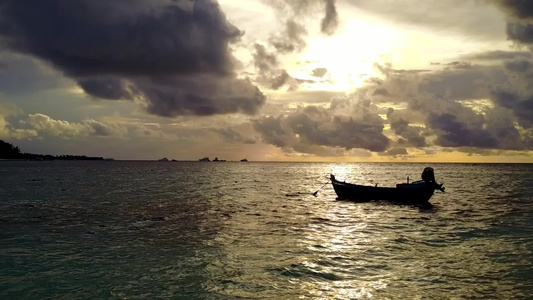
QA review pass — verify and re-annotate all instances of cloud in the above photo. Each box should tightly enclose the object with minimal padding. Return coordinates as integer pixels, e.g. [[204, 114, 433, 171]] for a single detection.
[[372, 88, 389, 96], [253, 43, 293, 90], [269, 20, 308, 54], [27, 113, 125, 138], [492, 0, 533, 21], [365, 62, 533, 151], [462, 50, 533, 61], [506, 23, 533, 45], [419, 65, 498, 101], [491, 90, 533, 129], [253, 20, 307, 90], [137, 75, 265, 116], [0, 52, 70, 96], [489, 55, 533, 129], [262, 0, 339, 35], [346, 0, 505, 41], [311, 68, 328, 78], [444, 61, 473, 70], [321, 0, 339, 35], [0, 102, 38, 139], [389, 117, 426, 147], [22, 113, 182, 141], [77, 76, 136, 101], [0, 0, 265, 117], [377, 147, 408, 157], [427, 113, 498, 148], [491, 0, 533, 46], [253, 97, 390, 155], [213, 127, 256, 144], [251, 0, 339, 90]]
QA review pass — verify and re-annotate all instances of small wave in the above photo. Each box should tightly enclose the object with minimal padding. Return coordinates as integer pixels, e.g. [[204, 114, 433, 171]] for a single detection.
[[285, 192, 307, 197], [310, 217, 331, 223], [270, 264, 343, 281]]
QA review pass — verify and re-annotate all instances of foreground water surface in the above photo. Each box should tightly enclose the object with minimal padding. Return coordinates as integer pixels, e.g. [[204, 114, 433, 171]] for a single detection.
[[1, 161, 532, 299]]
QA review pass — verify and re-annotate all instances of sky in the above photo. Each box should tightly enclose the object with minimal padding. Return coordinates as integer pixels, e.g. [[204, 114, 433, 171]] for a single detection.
[[0, 0, 532, 162]]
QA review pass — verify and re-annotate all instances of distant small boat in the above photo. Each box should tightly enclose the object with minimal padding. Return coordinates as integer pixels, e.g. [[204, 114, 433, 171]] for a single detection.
[[199, 157, 210, 162], [240, 158, 248, 162], [330, 167, 444, 204]]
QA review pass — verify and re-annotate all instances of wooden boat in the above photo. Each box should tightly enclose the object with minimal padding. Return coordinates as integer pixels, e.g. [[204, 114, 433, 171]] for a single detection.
[[330, 167, 444, 204]]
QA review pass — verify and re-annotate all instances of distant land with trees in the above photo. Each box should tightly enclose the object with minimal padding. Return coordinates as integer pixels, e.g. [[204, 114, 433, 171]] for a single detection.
[[0, 140, 106, 161]]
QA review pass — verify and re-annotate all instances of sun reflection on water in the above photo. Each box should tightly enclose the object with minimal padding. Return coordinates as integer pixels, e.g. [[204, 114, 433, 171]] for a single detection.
[[294, 187, 394, 299]]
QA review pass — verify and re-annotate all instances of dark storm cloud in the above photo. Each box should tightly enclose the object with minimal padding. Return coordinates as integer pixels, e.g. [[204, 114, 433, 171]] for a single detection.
[[253, 98, 390, 154], [491, 90, 533, 129], [506, 23, 533, 45], [389, 118, 426, 147], [252, 116, 290, 148], [492, 0, 533, 21], [492, 0, 533, 46], [0, 0, 239, 76], [427, 113, 498, 148], [286, 106, 388, 152], [365, 62, 533, 151], [410, 93, 527, 150], [137, 75, 265, 117], [0, 0, 265, 117], [419, 66, 499, 101], [77, 76, 135, 100], [491, 55, 533, 129], [504, 57, 532, 72]]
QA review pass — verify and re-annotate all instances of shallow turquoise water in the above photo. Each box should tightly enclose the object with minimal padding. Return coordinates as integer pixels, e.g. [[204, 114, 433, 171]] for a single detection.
[[1, 161, 532, 299]]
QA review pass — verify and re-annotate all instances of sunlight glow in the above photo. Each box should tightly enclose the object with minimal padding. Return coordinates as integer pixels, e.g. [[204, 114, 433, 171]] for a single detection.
[[457, 98, 495, 114], [298, 18, 398, 91]]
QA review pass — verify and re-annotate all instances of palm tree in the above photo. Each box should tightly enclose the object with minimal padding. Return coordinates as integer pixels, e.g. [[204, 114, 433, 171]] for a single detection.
[[0, 140, 21, 159]]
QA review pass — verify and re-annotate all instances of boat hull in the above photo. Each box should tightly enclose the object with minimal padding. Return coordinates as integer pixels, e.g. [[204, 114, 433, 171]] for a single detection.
[[331, 177, 436, 204]]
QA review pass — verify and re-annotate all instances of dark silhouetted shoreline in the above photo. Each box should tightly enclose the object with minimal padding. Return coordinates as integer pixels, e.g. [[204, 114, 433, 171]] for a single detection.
[[0, 140, 106, 161]]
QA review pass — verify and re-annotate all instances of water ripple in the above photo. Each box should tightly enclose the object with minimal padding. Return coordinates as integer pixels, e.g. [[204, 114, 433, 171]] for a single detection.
[[0, 161, 532, 299]]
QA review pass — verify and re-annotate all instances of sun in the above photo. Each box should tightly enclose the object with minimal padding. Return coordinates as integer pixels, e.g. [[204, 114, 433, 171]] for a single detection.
[[296, 18, 398, 91]]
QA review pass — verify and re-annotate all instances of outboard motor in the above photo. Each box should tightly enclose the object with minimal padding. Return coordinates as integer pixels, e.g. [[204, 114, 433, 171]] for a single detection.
[[421, 167, 436, 183], [421, 167, 445, 192]]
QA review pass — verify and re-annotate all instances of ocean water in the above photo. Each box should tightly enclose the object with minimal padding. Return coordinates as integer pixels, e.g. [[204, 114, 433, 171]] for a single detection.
[[1, 161, 532, 299]]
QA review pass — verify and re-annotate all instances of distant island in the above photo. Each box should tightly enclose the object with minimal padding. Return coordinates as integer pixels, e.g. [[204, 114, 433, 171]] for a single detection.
[[195, 157, 248, 162], [0, 140, 108, 161], [198, 156, 226, 162]]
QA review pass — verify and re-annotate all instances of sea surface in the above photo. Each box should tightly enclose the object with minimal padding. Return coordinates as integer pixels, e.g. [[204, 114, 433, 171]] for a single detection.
[[1, 161, 532, 299]]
